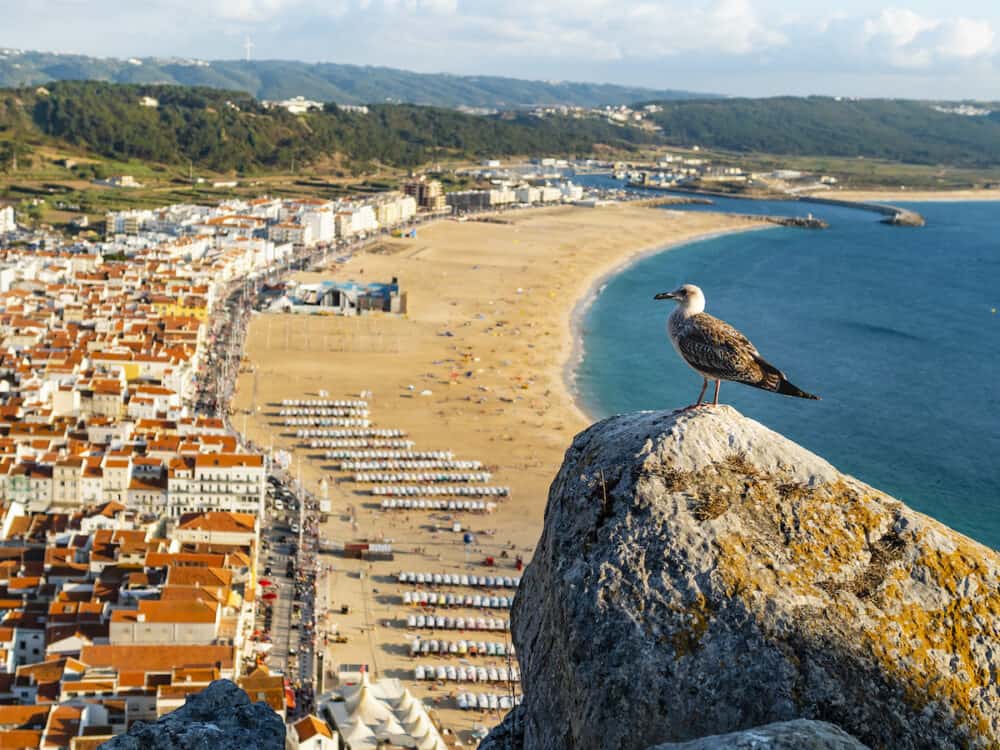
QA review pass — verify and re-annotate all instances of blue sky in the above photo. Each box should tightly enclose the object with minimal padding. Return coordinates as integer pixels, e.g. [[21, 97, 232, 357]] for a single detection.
[[2, 0, 999, 98]]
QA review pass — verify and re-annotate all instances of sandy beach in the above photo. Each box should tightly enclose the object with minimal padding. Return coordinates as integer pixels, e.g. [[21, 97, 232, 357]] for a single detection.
[[819, 188, 1000, 202], [231, 204, 759, 741]]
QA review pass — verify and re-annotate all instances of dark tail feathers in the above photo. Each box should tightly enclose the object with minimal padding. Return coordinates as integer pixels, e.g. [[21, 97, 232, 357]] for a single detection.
[[756, 357, 820, 400], [775, 378, 820, 400]]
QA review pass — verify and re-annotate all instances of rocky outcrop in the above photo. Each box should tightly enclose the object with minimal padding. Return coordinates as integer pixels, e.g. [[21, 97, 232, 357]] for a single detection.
[[480, 713, 867, 750], [98, 680, 286, 750], [764, 215, 829, 229], [882, 209, 926, 227], [649, 719, 869, 749], [482, 406, 999, 750]]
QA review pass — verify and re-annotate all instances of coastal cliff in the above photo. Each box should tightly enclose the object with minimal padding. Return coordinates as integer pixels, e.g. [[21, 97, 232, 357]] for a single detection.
[[97, 680, 286, 750], [481, 406, 999, 750]]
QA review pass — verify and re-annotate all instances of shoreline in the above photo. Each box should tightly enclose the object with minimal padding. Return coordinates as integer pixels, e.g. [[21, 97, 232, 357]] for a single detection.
[[563, 222, 774, 423]]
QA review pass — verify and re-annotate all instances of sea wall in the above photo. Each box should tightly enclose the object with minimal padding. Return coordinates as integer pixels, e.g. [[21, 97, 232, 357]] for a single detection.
[[481, 406, 999, 750], [625, 185, 925, 226], [797, 196, 925, 226]]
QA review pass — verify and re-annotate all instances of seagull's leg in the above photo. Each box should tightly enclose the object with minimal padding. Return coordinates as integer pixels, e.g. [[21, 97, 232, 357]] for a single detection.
[[683, 378, 709, 411], [712, 380, 721, 406]]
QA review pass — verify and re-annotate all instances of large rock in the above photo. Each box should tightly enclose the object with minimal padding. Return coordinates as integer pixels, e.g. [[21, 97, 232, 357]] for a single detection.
[[98, 679, 285, 750], [484, 407, 999, 750], [649, 719, 868, 749], [479, 713, 866, 750]]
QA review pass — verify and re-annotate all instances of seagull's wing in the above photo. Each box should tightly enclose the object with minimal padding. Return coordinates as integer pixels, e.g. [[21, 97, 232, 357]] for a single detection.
[[677, 313, 772, 385]]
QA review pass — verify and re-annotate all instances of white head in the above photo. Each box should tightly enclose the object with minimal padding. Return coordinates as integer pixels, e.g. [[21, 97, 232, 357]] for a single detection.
[[654, 283, 705, 315]]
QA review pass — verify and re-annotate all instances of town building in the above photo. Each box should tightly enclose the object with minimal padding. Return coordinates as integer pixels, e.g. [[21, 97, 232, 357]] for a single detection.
[[402, 178, 447, 212], [0, 205, 15, 234], [446, 190, 491, 214], [262, 96, 324, 115], [290, 714, 338, 749], [273, 279, 406, 316]]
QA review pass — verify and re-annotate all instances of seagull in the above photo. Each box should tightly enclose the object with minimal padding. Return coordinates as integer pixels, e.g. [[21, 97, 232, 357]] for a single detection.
[[654, 284, 820, 407]]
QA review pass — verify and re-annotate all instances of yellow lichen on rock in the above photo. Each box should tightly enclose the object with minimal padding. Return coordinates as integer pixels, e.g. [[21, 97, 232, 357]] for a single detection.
[[711, 468, 999, 743]]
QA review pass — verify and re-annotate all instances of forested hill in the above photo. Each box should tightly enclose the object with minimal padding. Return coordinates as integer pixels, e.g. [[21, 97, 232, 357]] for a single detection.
[[0, 82, 658, 172], [0, 50, 709, 108], [4, 82, 1000, 175], [644, 97, 1000, 167]]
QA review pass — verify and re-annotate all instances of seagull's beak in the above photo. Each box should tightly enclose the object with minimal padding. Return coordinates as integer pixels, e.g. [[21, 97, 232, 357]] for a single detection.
[[654, 291, 678, 301]]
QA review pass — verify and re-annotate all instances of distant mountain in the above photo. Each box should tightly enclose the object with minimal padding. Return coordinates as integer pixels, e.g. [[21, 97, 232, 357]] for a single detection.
[[643, 97, 1000, 167], [0, 49, 711, 108]]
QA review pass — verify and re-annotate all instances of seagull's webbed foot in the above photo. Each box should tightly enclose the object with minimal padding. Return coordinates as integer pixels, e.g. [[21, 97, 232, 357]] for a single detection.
[[678, 402, 711, 412], [676, 378, 712, 412]]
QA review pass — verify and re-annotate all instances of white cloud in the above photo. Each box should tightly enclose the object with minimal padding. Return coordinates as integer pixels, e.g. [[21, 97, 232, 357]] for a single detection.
[[360, 0, 790, 63], [136, 1, 997, 77], [419, 0, 458, 13], [924, 16, 994, 59], [856, 8, 995, 69]]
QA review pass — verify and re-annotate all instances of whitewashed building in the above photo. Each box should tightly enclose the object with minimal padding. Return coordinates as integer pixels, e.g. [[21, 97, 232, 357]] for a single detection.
[[0, 205, 15, 234]]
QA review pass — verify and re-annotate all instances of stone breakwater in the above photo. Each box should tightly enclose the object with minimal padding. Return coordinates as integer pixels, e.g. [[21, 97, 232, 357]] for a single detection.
[[480, 406, 999, 750], [798, 195, 925, 226]]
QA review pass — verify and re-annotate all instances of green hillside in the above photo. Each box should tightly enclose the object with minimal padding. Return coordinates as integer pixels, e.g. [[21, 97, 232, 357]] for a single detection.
[[0, 50, 709, 108], [4, 81, 1000, 184], [0, 81, 657, 173], [645, 97, 1000, 167]]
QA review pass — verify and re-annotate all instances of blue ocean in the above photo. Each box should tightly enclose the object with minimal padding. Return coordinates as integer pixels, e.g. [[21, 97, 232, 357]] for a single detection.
[[573, 183, 1000, 550]]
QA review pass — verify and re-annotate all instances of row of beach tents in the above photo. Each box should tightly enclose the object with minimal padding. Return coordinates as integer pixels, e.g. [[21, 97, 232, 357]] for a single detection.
[[327, 449, 447, 460], [371, 485, 509, 497], [280, 398, 367, 407], [310, 439, 415, 449], [379, 499, 495, 512], [398, 572, 520, 588], [355, 472, 492, 483], [406, 614, 509, 631], [283, 417, 370, 427], [402, 591, 512, 609], [414, 664, 520, 683], [409, 638, 514, 657], [341, 459, 482, 470], [456, 693, 522, 711], [301, 427, 406, 438], [279, 407, 369, 417]]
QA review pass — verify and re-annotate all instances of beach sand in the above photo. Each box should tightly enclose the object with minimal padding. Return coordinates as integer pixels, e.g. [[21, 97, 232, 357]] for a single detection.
[[231, 204, 759, 741], [820, 188, 1000, 202]]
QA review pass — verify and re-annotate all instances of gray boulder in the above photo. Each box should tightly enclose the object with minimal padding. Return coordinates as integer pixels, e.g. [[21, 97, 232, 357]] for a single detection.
[[480, 714, 866, 750], [482, 406, 999, 750], [649, 719, 868, 749], [98, 679, 286, 750]]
